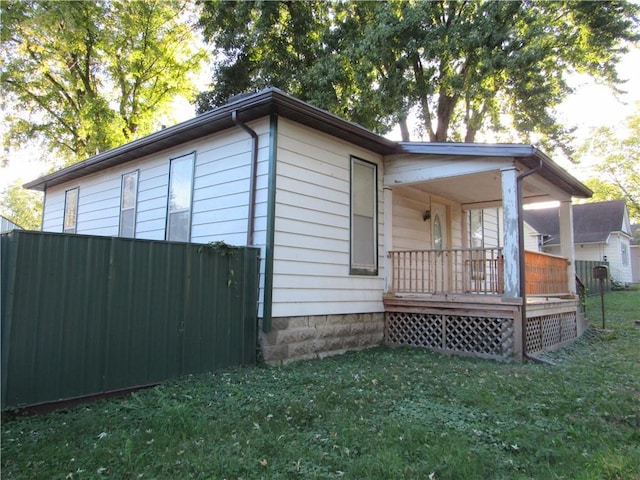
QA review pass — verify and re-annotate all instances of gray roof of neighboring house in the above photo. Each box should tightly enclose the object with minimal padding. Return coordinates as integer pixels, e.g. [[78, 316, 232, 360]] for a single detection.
[[523, 200, 629, 245], [23, 87, 591, 199]]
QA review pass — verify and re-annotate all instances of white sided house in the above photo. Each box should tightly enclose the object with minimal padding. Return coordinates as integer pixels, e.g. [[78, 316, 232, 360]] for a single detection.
[[523, 200, 634, 285], [26, 88, 592, 362]]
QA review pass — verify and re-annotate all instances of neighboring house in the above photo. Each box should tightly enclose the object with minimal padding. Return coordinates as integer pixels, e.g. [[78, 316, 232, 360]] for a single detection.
[[25, 88, 592, 362], [523, 200, 634, 285], [1, 216, 23, 234], [631, 224, 640, 284]]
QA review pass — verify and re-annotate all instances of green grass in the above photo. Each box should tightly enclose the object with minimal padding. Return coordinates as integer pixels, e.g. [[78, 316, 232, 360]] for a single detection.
[[2, 291, 639, 480]]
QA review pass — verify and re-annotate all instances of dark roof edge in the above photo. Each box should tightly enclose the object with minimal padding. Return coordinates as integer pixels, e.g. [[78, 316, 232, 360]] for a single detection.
[[397, 142, 591, 199], [25, 88, 397, 191], [524, 148, 592, 198]]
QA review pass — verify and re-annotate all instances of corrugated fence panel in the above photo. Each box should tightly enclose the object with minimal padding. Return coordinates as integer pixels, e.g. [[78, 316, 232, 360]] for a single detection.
[[1, 231, 259, 409], [576, 260, 610, 296]]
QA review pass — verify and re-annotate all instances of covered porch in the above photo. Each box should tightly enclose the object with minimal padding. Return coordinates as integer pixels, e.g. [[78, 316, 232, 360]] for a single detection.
[[381, 143, 592, 361]]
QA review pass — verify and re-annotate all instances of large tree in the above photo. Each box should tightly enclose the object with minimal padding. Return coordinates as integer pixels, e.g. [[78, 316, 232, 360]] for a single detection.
[[1, 0, 206, 164], [578, 107, 640, 223], [0, 180, 43, 230], [197, 0, 639, 149]]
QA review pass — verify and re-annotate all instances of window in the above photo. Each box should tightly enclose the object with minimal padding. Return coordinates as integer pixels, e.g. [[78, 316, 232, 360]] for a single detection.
[[119, 171, 138, 238], [166, 153, 194, 242], [63, 187, 79, 233], [350, 157, 377, 275], [621, 240, 629, 266], [469, 210, 484, 248]]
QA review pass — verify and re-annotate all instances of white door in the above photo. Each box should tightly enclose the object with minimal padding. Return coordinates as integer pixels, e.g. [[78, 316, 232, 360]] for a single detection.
[[431, 202, 449, 291]]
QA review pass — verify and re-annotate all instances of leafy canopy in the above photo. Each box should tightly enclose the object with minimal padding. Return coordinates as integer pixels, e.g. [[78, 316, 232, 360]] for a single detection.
[[1, 0, 206, 164], [198, 0, 640, 151], [0, 180, 43, 230], [578, 105, 640, 223]]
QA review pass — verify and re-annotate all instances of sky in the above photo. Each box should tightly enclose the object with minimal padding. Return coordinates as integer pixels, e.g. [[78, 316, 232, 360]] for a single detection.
[[1, 45, 639, 192]]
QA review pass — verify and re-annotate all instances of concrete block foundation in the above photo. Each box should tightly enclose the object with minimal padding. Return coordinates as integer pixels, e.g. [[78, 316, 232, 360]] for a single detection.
[[259, 312, 385, 363]]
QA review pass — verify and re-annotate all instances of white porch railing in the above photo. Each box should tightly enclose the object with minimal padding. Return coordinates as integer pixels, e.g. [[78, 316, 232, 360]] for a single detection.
[[388, 248, 504, 295]]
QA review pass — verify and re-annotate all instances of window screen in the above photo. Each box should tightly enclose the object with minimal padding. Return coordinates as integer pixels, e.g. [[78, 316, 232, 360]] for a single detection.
[[63, 187, 79, 234], [167, 153, 194, 242], [119, 171, 138, 238], [350, 157, 377, 275]]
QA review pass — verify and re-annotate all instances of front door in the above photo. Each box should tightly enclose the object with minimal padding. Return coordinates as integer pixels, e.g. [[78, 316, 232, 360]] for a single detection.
[[431, 202, 449, 291]]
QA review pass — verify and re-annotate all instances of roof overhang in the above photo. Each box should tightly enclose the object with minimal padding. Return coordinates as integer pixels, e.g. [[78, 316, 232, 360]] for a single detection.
[[24, 89, 591, 203], [394, 142, 592, 200], [25, 88, 398, 191]]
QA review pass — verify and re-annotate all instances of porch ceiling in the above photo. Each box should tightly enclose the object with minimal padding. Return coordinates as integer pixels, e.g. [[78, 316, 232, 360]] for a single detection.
[[384, 144, 591, 207], [406, 169, 566, 208]]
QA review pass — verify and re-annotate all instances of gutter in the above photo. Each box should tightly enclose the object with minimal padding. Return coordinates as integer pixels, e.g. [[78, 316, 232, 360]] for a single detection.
[[517, 156, 543, 361], [231, 110, 258, 246]]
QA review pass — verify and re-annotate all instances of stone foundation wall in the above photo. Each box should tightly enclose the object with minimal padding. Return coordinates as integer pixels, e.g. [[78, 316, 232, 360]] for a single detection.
[[259, 312, 385, 363]]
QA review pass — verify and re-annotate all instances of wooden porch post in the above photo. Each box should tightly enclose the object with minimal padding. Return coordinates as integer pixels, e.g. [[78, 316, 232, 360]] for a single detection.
[[384, 187, 393, 293], [559, 200, 576, 294], [501, 166, 521, 298]]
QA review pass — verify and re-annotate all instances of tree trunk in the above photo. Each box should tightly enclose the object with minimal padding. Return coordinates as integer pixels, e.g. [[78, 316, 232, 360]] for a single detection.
[[412, 55, 435, 141], [399, 116, 410, 142], [435, 92, 456, 142], [464, 125, 477, 143]]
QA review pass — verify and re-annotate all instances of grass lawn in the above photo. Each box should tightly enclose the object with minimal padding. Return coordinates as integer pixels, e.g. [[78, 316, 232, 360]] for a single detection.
[[2, 291, 639, 480]]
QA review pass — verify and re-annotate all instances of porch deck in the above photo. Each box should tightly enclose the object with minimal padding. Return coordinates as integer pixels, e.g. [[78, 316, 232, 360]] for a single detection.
[[384, 249, 584, 361]]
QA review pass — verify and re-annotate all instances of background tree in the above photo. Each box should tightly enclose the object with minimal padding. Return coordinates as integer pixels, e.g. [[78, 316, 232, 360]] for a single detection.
[[1, 0, 206, 164], [0, 180, 43, 230], [578, 108, 640, 223], [197, 0, 640, 151]]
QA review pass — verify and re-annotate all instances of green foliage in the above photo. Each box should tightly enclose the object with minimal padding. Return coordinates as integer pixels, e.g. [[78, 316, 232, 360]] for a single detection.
[[3, 292, 639, 479], [579, 106, 640, 222], [197, 0, 640, 149], [0, 181, 43, 230], [197, 240, 239, 257], [1, 0, 206, 164], [197, 240, 239, 286]]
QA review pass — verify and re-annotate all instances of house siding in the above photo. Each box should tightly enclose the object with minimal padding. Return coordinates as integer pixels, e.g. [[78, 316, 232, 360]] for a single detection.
[[606, 234, 632, 283], [391, 186, 431, 251], [271, 119, 385, 318], [547, 234, 633, 284], [631, 244, 640, 284], [390, 186, 468, 252], [40, 121, 271, 315], [41, 120, 270, 245], [523, 220, 541, 251]]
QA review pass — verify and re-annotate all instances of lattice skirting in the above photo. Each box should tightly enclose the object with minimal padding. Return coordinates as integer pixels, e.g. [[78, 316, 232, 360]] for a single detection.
[[385, 312, 515, 360], [525, 311, 577, 353]]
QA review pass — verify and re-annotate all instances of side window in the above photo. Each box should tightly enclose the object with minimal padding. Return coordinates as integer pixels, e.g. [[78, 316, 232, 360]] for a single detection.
[[350, 156, 377, 275], [621, 240, 629, 266], [63, 187, 79, 234], [166, 152, 195, 242], [119, 171, 139, 238]]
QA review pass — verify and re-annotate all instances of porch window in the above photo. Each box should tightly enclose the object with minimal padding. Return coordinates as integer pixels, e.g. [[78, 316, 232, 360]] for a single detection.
[[119, 171, 138, 238], [166, 152, 195, 242], [469, 210, 484, 248], [468, 209, 484, 279], [350, 156, 377, 275], [63, 187, 79, 234]]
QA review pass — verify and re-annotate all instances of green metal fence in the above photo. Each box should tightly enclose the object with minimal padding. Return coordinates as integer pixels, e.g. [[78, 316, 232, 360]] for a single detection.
[[1, 231, 259, 409], [575, 260, 610, 296]]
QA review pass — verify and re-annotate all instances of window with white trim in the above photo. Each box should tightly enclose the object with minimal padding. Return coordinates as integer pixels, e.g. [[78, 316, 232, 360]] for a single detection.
[[63, 187, 79, 234], [350, 157, 377, 275], [166, 153, 194, 242], [119, 171, 138, 238]]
